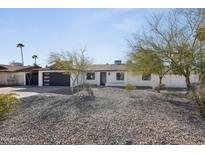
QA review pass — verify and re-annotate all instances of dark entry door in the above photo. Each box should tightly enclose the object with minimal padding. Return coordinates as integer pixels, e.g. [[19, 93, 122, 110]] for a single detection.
[[100, 72, 106, 86], [26, 73, 38, 86], [43, 72, 70, 86]]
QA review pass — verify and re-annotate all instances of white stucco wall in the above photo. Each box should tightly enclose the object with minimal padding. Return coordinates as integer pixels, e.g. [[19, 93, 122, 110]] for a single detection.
[[127, 72, 199, 88], [0, 72, 25, 86], [38, 71, 43, 86], [84, 72, 100, 86], [71, 72, 85, 87], [15, 72, 26, 85], [38, 70, 199, 88], [104, 71, 199, 88], [160, 74, 199, 88], [106, 71, 127, 86], [127, 72, 157, 87], [83, 71, 199, 88]]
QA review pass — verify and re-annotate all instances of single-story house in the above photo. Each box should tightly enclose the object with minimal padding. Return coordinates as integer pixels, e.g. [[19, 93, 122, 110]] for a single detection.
[[37, 60, 199, 88], [0, 64, 40, 86], [0, 61, 199, 88]]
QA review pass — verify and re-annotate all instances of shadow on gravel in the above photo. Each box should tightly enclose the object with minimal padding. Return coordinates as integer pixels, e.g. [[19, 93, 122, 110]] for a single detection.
[[152, 93, 205, 130], [74, 98, 95, 113], [129, 91, 205, 129], [15, 86, 74, 95]]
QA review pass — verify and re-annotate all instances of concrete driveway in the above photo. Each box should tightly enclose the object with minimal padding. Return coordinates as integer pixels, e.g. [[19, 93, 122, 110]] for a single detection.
[[0, 86, 71, 98]]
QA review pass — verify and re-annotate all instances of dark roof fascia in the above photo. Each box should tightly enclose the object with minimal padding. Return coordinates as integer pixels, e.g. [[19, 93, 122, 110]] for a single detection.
[[0, 65, 7, 69], [15, 66, 41, 72]]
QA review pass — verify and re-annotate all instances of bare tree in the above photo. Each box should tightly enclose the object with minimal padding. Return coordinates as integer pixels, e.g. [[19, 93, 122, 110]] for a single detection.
[[129, 9, 205, 91], [48, 49, 91, 93]]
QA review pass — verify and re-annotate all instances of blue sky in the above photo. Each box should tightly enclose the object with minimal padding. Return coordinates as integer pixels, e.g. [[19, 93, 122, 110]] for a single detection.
[[0, 9, 168, 66]]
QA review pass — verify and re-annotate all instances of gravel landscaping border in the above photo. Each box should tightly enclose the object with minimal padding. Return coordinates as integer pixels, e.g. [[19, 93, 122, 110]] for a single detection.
[[0, 87, 205, 144]]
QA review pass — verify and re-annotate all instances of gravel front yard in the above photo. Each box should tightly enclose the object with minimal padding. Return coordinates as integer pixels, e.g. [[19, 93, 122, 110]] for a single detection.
[[0, 87, 205, 144]]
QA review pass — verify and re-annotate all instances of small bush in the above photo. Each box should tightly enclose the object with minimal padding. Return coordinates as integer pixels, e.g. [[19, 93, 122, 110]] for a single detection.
[[83, 83, 94, 97], [0, 94, 19, 120], [125, 84, 135, 92]]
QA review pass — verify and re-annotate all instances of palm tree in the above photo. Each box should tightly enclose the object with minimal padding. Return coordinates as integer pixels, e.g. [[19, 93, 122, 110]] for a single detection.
[[32, 54, 38, 65], [16, 43, 25, 66]]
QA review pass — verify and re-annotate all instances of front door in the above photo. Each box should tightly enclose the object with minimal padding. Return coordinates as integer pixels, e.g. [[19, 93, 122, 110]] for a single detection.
[[100, 72, 106, 86]]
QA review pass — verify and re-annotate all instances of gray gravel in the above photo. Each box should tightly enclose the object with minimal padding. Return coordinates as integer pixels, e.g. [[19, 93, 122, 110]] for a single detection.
[[0, 87, 205, 144]]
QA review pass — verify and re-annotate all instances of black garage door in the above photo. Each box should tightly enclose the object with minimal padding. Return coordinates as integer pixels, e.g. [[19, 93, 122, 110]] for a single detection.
[[43, 72, 70, 86]]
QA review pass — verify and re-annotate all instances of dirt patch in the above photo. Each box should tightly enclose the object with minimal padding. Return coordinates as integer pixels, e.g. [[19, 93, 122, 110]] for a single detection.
[[0, 87, 205, 144]]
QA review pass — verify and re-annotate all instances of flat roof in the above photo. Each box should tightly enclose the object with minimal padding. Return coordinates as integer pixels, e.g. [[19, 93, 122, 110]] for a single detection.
[[37, 64, 127, 72]]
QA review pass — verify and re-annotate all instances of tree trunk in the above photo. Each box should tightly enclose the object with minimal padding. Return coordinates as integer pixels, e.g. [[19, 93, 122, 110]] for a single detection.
[[71, 83, 74, 94], [157, 76, 163, 93], [159, 76, 162, 85], [71, 77, 76, 94], [185, 76, 191, 92], [20, 47, 24, 66], [71, 74, 79, 94], [77, 78, 79, 92]]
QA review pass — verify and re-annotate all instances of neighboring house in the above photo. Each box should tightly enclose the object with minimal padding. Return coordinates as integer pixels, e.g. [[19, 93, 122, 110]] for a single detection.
[[0, 64, 40, 86], [38, 60, 199, 88]]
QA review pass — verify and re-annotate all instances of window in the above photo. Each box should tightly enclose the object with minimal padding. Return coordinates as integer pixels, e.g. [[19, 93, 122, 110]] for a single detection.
[[116, 72, 124, 80], [86, 73, 95, 80], [142, 73, 151, 80]]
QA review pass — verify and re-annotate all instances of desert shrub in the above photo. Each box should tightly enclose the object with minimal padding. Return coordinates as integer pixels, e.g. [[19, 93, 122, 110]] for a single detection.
[[190, 83, 205, 118], [0, 94, 19, 120], [83, 83, 94, 97], [125, 84, 135, 92]]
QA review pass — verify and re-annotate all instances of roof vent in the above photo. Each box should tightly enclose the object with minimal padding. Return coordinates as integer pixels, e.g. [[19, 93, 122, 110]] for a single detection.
[[114, 60, 122, 65]]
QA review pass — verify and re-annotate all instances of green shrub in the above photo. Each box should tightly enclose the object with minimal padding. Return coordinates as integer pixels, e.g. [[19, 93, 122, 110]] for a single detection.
[[125, 84, 135, 92], [0, 94, 19, 120]]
